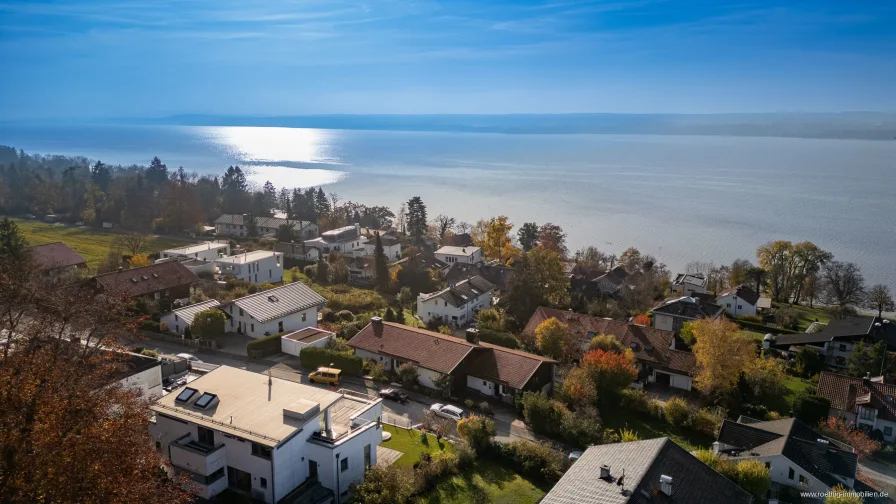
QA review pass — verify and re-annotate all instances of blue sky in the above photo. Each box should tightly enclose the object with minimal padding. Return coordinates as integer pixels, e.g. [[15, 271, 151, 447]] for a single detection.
[[1, 0, 894, 118]]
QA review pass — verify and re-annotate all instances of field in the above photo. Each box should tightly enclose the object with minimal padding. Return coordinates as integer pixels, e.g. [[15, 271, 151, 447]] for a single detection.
[[11, 218, 188, 268], [381, 425, 547, 504]]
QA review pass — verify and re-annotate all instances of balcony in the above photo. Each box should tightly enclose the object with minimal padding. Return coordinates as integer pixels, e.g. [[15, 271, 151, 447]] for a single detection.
[[169, 433, 227, 476]]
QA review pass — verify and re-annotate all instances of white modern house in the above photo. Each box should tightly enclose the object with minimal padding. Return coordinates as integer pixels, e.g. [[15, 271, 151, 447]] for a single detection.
[[216, 251, 284, 284], [303, 224, 366, 260], [716, 285, 760, 317], [149, 366, 383, 503], [280, 327, 335, 356], [214, 214, 318, 239], [352, 234, 402, 260], [161, 299, 221, 336], [159, 242, 231, 263], [221, 282, 326, 338], [670, 273, 708, 296], [433, 246, 483, 265], [416, 275, 494, 327], [115, 352, 164, 401]]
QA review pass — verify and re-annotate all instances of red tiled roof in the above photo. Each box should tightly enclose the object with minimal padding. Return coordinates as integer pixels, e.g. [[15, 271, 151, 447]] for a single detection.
[[348, 322, 555, 389], [28, 242, 86, 270], [524, 306, 696, 375], [817, 372, 896, 421], [93, 261, 198, 298]]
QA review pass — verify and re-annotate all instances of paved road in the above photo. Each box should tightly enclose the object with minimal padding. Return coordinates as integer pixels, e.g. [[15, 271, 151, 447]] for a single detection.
[[860, 459, 896, 501]]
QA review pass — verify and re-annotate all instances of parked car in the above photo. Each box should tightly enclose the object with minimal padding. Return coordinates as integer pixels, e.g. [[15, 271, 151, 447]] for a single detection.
[[378, 388, 409, 404], [176, 353, 203, 363], [430, 403, 465, 421]]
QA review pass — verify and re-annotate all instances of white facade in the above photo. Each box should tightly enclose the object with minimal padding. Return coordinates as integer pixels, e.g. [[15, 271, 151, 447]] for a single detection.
[[416, 290, 492, 327], [160, 242, 230, 263], [216, 251, 284, 284], [355, 348, 446, 390], [648, 369, 693, 391], [225, 304, 317, 339], [160, 300, 221, 336], [829, 408, 896, 443], [718, 294, 757, 317], [653, 313, 675, 332], [280, 329, 333, 356], [118, 362, 163, 400], [355, 239, 402, 260], [434, 246, 483, 265]]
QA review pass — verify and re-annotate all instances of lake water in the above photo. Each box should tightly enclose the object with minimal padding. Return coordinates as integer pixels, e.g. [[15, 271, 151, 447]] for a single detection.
[[2, 124, 894, 290]]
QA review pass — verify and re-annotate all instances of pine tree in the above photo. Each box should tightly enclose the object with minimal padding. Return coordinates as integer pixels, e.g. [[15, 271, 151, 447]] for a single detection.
[[0, 217, 28, 263], [245, 213, 259, 238], [315, 187, 330, 218], [406, 196, 428, 242], [373, 232, 390, 292]]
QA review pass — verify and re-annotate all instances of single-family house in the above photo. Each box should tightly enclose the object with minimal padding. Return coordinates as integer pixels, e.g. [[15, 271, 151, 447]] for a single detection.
[[714, 417, 857, 501], [280, 327, 335, 356], [524, 307, 697, 391], [416, 275, 494, 327], [716, 284, 761, 317], [433, 245, 483, 265], [348, 320, 556, 402], [651, 296, 724, 333], [216, 250, 284, 284], [445, 261, 514, 293], [161, 299, 221, 336], [214, 214, 318, 239], [352, 234, 402, 260], [220, 282, 326, 338], [817, 372, 896, 444], [671, 273, 708, 296], [766, 316, 896, 368], [443, 233, 474, 247], [92, 261, 199, 302], [303, 224, 366, 260], [27, 241, 87, 273], [542, 437, 753, 504], [159, 242, 230, 262], [148, 365, 383, 503]]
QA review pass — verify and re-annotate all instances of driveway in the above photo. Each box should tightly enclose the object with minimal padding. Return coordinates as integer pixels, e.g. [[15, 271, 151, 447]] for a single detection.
[[860, 458, 896, 499]]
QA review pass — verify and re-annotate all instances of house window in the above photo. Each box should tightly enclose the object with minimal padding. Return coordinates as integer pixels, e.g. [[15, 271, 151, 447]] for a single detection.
[[341, 457, 349, 472], [884, 426, 893, 437], [251, 323, 255, 332], [839, 344, 847, 351], [364, 444, 371, 469], [175, 314, 179, 321], [251, 442, 272, 460], [239, 308, 244, 316], [726, 303, 731, 308], [788, 467, 794, 480], [737, 305, 743, 309], [859, 407, 875, 421], [260, 477, 267, 489], [799, 475, 808, 485], [764, 462, 770, 469], [278, 321, 284, 333], [302, 313, 307, 322]]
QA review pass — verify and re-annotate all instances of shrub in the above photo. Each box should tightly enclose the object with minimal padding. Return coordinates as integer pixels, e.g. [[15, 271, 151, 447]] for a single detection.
[[320, 308, 336, 323], [663, 397, 691, 427], [774, 307, 800, 330], [455, 440, 476, 469], [339, 320, 364, 340], [324, 337, 352, 354], [500, 440, 565, 483], [350, 465, 413, 504], [560, 406, 603, 448], [337, 310, 355, 321], [438, 326, 453, 335], [694, 449, 719, 468], [475, 308, 506, 332], [519, 391, 566, 437], [647, 399, 665, 420], [303, 265, 316, 280], [299, 346, 363, 376], [479, 401, 492, 416], [792, 392, 831, 426], [414, 451, 459, 492], [433, 374, 453, 398], [588, 333, 625, 354], [464, 399, 475, 410], [246, 332, 285, 357], [191, 309, 226, 340], [738, 314, 763, 324], [736, 459, 771, 501], [795, 347, 825, 377], [477, 328, 520, 349], [326, 289, 387, 312], [559, 367, 597, 407], [139, 348, 159, 358], [397, 363, 419, 388], [826, 484, 863, 504], [367, 360, 388, 382], [196, 270, 215, 281], [690, 407, 725, 437], [619, 388, 650, 413], [619, 428, 640, 442], [138, 320, 162, 333], [457, 414, 497, 453]]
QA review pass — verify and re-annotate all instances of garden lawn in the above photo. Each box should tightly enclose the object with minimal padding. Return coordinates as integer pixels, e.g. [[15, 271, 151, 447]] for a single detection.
[[11, 218, 187, 269], [602, 409, 714, 452], [381, 425, 547, 504], [777, 303, 832, 332]]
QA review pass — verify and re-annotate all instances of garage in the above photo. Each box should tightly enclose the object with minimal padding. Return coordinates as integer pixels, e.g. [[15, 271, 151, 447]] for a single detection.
[[654, 371, 672, 387]]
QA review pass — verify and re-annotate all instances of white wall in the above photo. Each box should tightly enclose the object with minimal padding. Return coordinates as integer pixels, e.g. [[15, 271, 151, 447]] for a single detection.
[[281, 334, 330, 356], [161, 311, 182, 335], [647, 370, 692, 391], [417, 367, 443, 390], [416, 291, 492, 326], [118, 364, 163, 400], [361, 242, 402, 260], [671, 282, 706, 296], [718, 295, 757, 317], [654, 314, 675, 332], [217, 253, 284, 284], [272, 420, 318, 502], [434, 249, 482, 265], [467, 375, 495, 396], [755, 454, 842, 495], [226, 305, 318, 339], [161, 244, 229, 262], [830, 407, 896, 443]]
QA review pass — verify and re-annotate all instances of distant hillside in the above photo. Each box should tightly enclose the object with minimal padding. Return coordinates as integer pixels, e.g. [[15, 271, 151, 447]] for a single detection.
[[127, 112, 896, 140]]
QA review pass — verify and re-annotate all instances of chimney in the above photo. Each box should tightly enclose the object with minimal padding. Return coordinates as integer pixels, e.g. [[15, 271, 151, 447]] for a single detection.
[[118, 266, 123, 272], [660, 475, 673, 496], [599, 465, 611, 479], [371, 316, 383, 325], [465, 328, 479, 344]]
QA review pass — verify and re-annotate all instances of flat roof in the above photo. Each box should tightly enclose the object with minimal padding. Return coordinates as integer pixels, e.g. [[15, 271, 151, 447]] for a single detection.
[[216, 250, 281, 264], [164, 242, 229, 255], [151, 366, 342, 446], [282, 327, 334, 344]]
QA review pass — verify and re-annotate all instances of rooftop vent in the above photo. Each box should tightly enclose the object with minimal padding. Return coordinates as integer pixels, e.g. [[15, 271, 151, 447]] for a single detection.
[[131, 278, 138, 283], [466, 328, 480, 344], [141, 275, 149, 280], [599, 465, 611, 479], [152, 272, 159, 278], [660, 475, 673, 496], [371, 316, 383, 325], [284, 399, 320, 421], [645, 344, 654, 351], [268, 295, 279, 303]]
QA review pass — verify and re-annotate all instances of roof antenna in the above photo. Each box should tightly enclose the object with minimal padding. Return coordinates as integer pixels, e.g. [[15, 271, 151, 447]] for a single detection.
[[267, 370, 273, 401], [617, 468, 625, 492]]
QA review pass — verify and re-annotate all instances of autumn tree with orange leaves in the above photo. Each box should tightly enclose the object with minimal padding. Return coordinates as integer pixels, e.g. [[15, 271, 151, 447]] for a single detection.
[[581, 348, 638, 401], [818, 417, 880, 460], [0, 251, 191, 504]]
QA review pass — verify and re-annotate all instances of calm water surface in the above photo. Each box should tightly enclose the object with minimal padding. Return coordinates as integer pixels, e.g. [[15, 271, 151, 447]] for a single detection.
[[1, 124, 893, 289]]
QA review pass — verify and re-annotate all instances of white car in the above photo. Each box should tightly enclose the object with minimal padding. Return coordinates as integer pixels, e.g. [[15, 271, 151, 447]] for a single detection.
[[430, 403, 464, 421], [176, 353, 203, 363]]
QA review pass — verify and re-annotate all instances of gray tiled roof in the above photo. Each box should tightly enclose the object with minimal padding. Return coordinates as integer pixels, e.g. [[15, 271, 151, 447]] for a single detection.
[[168, 300, 221, 326], [542, 438, 752, 504], [214, 214, 314, 231], [230, 282, 326, 323], [652, 297, 723, 319], [420, 275, 495, 308]]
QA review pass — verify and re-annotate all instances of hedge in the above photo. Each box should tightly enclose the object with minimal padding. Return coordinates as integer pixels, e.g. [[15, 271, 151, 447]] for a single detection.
[[477, 329, 520, 349], [792, 393, 830, 426], [734, 320, 798, 335], [299, 346, 363, 376], [139, 320, 163, 333], [246, 331, 287, 357]]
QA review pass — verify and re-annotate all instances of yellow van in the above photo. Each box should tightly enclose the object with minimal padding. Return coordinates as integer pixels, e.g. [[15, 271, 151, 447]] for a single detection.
[[309, 367, 341, 386]]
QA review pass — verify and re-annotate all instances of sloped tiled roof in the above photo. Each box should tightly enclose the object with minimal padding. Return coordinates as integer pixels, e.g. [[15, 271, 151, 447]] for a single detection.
[[229, 282, 326, 323], [167, 300, 221, 326], [716, 284, 760, 306], [652, 297, 723, 319], [717, 417, 858, 487], [93, 261, 198, 297], [817, 372, 896, 421], [445, 262, 514, 292], [420, 275, 495, 308], [772, 317, 896, 351], [542, 437, 752, 504], [462, 341, 556, 390], [28, 242, 86, 270], [524, 307, 696, 375], [672, 273, 707, 287]]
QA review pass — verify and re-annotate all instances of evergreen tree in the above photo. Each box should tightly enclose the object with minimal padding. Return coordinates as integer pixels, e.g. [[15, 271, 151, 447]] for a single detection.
[[316, 259, 329, 284], [315, 188, 330, 218], [146, 156, 168, 187], [373, 232, 390, 292], [263, 181, 277, 212], [406, 196, 428, 242], [221, 165, 249, 214], [245, 213, 259, 238], [0, 217, 29, 263], [90, 161, 111, 192], [517, 222, 539, 251]]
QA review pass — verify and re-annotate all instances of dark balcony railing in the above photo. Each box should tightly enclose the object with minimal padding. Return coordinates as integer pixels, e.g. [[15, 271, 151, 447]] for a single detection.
[[173, 433, 225, 456]]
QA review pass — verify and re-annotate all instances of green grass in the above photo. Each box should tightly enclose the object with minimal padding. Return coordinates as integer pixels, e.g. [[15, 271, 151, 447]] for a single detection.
[[11, 218, 187, 269], [774, 303, 832, 332], [381, 425, 546, 504], [738, 328, 767, 341], [602, 409, 714, 452]]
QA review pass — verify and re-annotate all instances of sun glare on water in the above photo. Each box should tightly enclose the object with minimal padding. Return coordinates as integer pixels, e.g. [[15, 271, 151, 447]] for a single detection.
[[197, 126, 347, 188]]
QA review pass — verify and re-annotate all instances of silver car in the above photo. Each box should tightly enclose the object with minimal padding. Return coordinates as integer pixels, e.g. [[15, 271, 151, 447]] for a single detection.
[[429, 403, 464, 421]]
